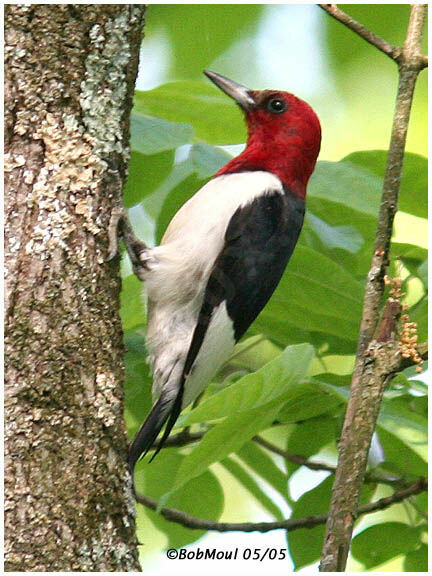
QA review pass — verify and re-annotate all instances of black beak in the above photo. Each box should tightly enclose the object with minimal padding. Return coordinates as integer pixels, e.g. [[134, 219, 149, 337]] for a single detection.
[[204, 70, 256, 111]]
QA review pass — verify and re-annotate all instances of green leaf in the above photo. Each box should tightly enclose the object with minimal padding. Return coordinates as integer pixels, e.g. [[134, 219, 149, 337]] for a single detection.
[[409, 395, 427, 419], [288, 476, 333, 569], [124, 150, 174, 208], [253, 245, 364, 346], [403, 544, 428, 572], [179, 344, 315, 425], [166, 345, 315, 499], [168, 401, 282, 499], [190, 142, 231, 178], [124, 332, 152, 437], [130, 113, 194, 154], [376, 426, 427, 478], [300, 224, 359, 279], [281, 245, 365, 318], [391, 242, 428, 266], [390, 242, 428, 288], [306, 194, 377, 280], [220, 457, 284, 520], [277, 382, 342, 423], [410, 297, 428, 342], [379, 395, 427, 465], [156, 170, 204, 243], [249, 313, 315, 349], [382, 395, 428, 433], [226, 335, 281, 374], [285, 416, 337, 475], [135, 449, 223, 549], [143, 158, 195, 222], [306, 212, 364, 254], [352, 522, 420, 568], [135, 83, 247, 144], [307, 154, 425, 286], [417, 260, 428, 289], [120, 274, 146, 332], [236, 441, 289, 501], [309, 160, 381, 217], [289, 479, 376, 569], [343, 151, 427, 219], [313, 373, 352, 388], [413, 492, 428, 519]]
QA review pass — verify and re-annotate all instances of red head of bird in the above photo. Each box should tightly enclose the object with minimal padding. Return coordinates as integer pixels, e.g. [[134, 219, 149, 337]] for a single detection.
[[205, 70, 321, 198]]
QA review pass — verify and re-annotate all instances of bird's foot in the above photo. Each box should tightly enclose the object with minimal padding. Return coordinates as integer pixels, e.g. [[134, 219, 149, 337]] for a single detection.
[[107, 206, 151, 281], [107, 206, 126, 261]]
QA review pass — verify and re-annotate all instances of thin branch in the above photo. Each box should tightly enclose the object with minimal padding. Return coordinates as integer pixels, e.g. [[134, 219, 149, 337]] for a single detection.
[[152, 390, 429, 484], [253, 436, 414, 488], [149, 337, 427, 451], [319, 4, 400, 61], [320, 4, 428, 571], [319, 4, 428, 69], [356, 477, 427, 516], [155, 333, 426, 449], [135, 478, 427, 533], [253, 436, 335, 473], [157, 430, 338, 475]]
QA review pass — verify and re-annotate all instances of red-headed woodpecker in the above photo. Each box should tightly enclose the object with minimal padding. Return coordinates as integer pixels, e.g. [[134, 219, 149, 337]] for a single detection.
[[128, 70, 321, 474]]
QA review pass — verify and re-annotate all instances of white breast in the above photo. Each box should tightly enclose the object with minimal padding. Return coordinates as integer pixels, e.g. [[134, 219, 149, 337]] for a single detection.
[[145, 171, 283, 305], [144, 170, 283, 406], [182, 301, 235, 407]]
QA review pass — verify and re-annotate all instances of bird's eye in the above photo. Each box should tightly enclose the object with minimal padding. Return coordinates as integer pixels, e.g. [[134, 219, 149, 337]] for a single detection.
[[267, 98, 287, 114]]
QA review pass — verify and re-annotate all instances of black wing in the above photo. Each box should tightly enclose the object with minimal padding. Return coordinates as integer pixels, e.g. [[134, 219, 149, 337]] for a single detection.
[[186, 189, 305, 366], [131, 189, 305, 466]]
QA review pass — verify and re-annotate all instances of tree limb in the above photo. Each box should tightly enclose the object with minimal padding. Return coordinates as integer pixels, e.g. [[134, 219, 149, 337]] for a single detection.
[[4, 5, 145, 570], [253, 435, 417, 488], [135, 478, 426, 533], [319, 4, 401, 62], [253, 436, 336, 473], [152, 383, 428, 485], [319, 5, 428, 571]]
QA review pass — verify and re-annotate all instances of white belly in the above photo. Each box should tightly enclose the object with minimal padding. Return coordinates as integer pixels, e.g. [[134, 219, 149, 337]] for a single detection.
[[182, 302, 235, 407], [143, 171, 283, 406]]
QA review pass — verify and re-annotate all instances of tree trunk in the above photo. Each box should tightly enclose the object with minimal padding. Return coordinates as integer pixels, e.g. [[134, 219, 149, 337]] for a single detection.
[[5, 5, 146, 571]]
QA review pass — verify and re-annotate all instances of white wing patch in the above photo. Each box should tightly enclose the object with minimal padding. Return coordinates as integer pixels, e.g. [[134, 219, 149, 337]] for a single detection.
[[182, 302, 235, 408]]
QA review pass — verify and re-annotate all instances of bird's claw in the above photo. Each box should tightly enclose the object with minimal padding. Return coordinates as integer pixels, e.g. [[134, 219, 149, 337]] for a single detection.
[[107, 206, 125, 262], [106, 206, 149, 281]]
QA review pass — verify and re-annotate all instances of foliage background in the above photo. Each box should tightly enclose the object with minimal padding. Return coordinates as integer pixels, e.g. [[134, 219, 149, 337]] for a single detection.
[[120, 5, 427, 573]]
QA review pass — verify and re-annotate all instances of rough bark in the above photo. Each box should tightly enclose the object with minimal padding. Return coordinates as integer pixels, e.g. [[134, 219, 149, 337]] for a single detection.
[[4, 4, 146, 571]]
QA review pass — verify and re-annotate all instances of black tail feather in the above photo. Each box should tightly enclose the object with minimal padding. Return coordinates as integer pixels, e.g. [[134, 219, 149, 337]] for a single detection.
[[128, 383, 185, 477], [128, 397, 170, 475], [149, 384, 184, 463]]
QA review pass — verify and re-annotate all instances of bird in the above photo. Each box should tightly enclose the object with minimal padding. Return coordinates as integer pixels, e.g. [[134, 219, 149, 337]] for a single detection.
[[127, 70, 321, 475]]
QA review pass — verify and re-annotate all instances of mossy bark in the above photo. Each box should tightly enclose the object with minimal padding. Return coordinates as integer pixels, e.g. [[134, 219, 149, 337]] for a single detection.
[[5, 5, 146, 571]]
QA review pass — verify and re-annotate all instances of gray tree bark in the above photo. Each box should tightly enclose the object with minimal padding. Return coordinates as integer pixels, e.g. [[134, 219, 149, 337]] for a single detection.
[[5, 4, 146, 571]]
